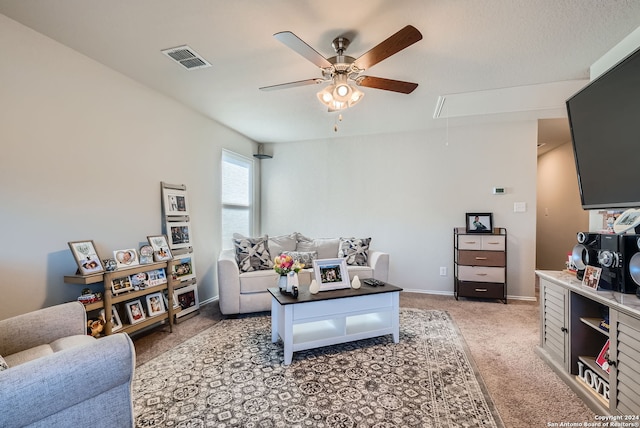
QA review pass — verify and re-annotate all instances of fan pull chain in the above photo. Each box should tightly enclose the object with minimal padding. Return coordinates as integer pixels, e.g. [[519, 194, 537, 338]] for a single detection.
[[334, 114, 343, 132]]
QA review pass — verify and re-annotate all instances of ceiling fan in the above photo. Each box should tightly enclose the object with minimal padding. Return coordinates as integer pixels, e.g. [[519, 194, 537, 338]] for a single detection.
[[259, 25, 423, 111]]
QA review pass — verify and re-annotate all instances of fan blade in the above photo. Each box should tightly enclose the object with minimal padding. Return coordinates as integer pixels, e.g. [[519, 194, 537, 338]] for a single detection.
[[356, 76, 418, 94], [274, 31, 332, 68], [259, 78, 325, 91], [354, 25, 423, 71]]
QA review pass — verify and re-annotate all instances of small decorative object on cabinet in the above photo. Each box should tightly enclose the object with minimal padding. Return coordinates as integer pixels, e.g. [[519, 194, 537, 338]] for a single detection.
[[454, 227, 507, 303]]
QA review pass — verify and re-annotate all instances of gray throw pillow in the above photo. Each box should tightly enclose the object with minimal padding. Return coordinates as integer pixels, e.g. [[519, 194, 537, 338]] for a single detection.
[[339, 237, 371, 266], [281, 251, 318, 269], [232, 233, 273, 273]]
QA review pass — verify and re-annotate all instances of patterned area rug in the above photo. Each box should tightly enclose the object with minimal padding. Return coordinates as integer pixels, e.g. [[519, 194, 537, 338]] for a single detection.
[[133, 309, 504, 428]]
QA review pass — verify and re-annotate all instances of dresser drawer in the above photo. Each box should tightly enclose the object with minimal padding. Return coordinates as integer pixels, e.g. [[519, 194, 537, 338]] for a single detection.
[[457, 250, 505, 267], [481, 235, 505, 251], [458, 265, 505, 283], [458, 281, 505, 299], [457, 236, 482, 250], [457, 234, 505, 251]]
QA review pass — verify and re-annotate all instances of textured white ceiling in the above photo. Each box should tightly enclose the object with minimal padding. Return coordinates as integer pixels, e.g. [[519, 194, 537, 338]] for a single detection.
[[1, 0, 640, 144]]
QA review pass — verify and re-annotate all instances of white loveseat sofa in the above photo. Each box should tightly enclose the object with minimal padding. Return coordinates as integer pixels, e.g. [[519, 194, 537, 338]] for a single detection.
[[217, 233, 389, 315]]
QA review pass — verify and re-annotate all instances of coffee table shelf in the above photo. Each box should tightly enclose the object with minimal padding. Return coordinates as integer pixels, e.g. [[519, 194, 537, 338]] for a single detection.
[[268, 285, 402, 365]]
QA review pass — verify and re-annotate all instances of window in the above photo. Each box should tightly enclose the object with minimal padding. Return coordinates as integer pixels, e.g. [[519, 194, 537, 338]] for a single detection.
[[221, 150, 254, 249]]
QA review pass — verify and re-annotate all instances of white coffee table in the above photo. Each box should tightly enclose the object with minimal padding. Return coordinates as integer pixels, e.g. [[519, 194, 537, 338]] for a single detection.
[[268, 284, 402, 365]]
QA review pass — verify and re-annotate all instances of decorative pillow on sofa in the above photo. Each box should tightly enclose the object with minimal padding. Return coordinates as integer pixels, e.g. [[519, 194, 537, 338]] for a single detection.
[[339, 237, 371, 266], [281, 251, 318, 269], [0, 355, 8, 371], [268, 233, 299, 259], [296, 235, 341, 259], [232, 233, 273, 273]]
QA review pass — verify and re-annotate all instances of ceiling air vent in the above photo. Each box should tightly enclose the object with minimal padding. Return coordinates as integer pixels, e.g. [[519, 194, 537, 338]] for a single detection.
[[161, 45, 211, 70]]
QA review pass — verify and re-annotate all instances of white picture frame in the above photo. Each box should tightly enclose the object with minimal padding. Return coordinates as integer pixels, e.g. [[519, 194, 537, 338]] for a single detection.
[[100, 307, 122, 332], [125, 300, 146, 324], [162, 187, 190, 216], [68, 240, 104, 275], [171, 254, 196, 282], [175, 284, 200, 318], [312, 258, 350, 291], [147, 235, 173, 261], [145, 292, 166, 317], [166, 221, 192, 250], [113, 248, 139, 269]]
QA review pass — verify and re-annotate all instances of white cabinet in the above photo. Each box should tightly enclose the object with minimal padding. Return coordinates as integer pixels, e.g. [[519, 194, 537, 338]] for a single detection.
[[536, 270, 640, 416]]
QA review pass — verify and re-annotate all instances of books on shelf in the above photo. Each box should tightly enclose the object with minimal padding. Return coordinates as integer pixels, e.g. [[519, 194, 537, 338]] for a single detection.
[[595, 339, 611, 374]]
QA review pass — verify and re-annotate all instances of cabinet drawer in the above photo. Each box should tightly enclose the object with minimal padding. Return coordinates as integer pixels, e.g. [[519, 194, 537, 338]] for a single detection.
[[481, 235, 505, 251], [458, 265, 505, 283], [457, 234, 505, 251], [457, 250, 505, 267], [457, 236, 482, 250], [458, 281, 504, 299]]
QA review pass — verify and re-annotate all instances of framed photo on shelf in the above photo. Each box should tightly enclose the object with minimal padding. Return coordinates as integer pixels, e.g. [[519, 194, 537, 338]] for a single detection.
[[166, 221, 192, 249], [111, 276, 133, 295], [162, 186, 190, 216], [312, 258, 350, 291], [465, 212, 493, 233], [68, 240, 104, 275], [171, 254, 196, 282], [125, 300, 146, 324], [113, 248, 139, 269], [147, 235, 173, 261], [145, 292, 166, 317], [582, 265, 602, 290], [100, 307, 122, 332], [175, 284, 200, 318]]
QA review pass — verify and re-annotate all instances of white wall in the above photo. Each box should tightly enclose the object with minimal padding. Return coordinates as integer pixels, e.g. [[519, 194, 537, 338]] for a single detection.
[[536, 142, 589, 270], [0, 15, 257, 319], [260, 121, 538, 300]]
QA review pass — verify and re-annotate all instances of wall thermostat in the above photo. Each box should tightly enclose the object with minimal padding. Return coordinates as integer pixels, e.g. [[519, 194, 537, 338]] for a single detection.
[[493, 187, 505, 195]]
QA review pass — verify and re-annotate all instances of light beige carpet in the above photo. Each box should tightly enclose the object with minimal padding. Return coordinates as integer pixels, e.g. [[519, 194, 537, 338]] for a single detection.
[[132, 292, 596, 427]]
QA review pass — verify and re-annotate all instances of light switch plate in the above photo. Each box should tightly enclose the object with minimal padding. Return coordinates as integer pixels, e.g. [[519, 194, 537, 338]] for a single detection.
[[514, 202, 527, 212]]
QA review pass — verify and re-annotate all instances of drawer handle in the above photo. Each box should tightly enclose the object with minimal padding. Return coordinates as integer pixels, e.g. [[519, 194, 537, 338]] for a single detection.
[[561, 327, 568, 333], [474, 288, 488, 292], [475, 273, 488, 276], [475, 257, 488, 260], [606, 358, 617, 368], [464, 241, 478, 244], [487, 242, 500, 245]]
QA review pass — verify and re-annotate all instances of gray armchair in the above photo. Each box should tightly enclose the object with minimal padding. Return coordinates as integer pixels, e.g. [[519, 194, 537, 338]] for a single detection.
[[0, 301, 136, 428]]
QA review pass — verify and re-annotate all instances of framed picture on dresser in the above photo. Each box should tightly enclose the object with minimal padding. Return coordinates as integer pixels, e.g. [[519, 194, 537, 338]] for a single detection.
[[465, 212, 493, 233]]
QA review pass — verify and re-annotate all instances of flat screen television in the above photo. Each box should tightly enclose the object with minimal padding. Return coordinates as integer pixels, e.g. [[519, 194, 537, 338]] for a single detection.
[[567, 45, 640, 210]]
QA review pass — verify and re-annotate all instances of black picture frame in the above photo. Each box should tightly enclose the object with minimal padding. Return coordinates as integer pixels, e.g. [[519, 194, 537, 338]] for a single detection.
[[465, 213, 493, 233]]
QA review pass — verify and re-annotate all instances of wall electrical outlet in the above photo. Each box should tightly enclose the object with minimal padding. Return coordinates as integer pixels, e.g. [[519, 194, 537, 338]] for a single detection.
[[440, 267, 447, 276]]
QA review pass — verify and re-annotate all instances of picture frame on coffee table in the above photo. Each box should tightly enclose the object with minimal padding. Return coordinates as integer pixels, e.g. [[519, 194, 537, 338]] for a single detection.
[[465, 212, 493, 233], [313, 258, 350, 291]]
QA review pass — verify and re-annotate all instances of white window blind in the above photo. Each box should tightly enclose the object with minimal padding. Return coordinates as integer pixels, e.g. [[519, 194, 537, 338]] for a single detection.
[[221, 151, 253, 250]]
